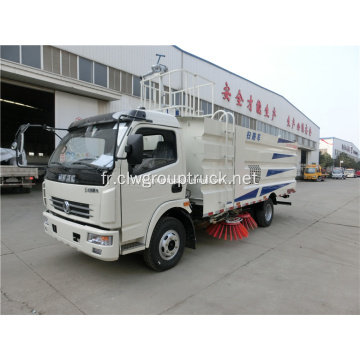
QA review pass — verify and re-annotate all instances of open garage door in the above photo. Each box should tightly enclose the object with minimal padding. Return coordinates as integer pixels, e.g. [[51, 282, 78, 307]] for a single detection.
[[1, 82, 55, 167]]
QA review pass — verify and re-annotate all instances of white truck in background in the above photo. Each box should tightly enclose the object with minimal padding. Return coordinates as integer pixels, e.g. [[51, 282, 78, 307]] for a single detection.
[[344, 168, 356, 178], [12, 68, 297, 271], [0, 148, 38, 193]]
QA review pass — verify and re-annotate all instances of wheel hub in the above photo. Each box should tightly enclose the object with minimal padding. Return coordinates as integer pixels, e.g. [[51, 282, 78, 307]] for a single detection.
[[159, 230, 180, 260], [265, 203, 273, 222]]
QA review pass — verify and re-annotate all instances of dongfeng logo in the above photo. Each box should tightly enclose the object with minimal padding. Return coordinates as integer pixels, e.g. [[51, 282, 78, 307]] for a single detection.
[[58, 174, 76, 183], [63, 201, 71, 214]]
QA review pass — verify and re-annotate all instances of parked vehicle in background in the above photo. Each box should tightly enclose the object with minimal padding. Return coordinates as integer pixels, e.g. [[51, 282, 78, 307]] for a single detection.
[[356, 170, 360, 178], [0, 148, 38, 193], [332, 167, 346, 180], [303, 164, 326, 181], [344, 168, 356, 178]]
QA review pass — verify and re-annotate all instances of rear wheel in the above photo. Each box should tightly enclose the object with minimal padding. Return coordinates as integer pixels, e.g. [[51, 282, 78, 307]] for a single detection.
[[255, 198, 274, 227], [143, 217, 186, 271]]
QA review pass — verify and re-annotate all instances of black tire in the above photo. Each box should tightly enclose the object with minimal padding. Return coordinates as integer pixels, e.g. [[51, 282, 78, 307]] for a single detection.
[[255, 198, 274, 227], [143, 216, 186, 271]]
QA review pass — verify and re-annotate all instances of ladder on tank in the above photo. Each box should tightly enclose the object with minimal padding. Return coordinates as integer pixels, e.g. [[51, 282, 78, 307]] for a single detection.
[[140, 68, 215, 117], [211, 110, 236, 213]]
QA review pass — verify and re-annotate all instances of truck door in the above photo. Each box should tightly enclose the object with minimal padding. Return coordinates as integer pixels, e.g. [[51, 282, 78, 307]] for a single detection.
[[120, 126, 185, 242]]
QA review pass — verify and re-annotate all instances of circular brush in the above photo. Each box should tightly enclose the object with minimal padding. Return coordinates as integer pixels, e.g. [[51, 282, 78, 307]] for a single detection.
[[206, 217, 249, 240]]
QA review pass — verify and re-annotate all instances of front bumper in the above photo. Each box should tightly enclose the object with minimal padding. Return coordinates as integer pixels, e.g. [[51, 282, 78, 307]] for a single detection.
[[43, 211, 120, 261]]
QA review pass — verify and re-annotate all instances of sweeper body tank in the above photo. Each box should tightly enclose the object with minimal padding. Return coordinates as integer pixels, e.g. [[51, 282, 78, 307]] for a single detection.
[[178, 113, 297, 220]]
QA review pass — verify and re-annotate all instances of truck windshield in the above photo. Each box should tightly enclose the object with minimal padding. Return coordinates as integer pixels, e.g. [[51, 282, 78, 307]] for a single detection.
[[305, 168, 316, 174], [333, 169, 342, 174], [49, 122, 127, 170]]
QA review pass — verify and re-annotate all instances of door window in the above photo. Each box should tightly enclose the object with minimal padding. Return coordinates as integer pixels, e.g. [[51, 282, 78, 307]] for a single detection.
[[131, 128, 177, 175]]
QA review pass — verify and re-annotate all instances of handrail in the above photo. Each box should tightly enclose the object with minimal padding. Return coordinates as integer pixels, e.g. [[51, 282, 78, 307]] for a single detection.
[[140, 69, 215, 117], [211, 111, 236, 212]]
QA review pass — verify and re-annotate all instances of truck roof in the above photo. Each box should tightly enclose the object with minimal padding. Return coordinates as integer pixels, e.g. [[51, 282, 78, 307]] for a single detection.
[[69, 109, 181, 130]]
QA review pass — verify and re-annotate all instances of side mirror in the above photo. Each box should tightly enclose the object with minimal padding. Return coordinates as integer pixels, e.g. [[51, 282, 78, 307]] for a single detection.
[[12, 123, 48, 169], [126, 134, 143, 165], [17, 132, 24, 153]]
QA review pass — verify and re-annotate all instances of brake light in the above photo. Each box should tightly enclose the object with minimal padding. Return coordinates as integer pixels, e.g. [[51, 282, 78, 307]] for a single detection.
[[30, 177, 34, 180]]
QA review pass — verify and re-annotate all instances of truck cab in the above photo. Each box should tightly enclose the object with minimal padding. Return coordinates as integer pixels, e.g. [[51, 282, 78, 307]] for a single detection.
[[332, 167, 346, 179], [303, 164, 325, 181], [37, 109, 195, 271]]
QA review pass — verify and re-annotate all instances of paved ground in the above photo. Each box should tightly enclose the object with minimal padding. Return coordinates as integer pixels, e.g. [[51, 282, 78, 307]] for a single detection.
[[1, 178, 359, 315]]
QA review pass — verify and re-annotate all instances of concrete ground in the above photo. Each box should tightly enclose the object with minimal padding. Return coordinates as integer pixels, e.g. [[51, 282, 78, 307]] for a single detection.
[[1, 178, 359, 315]]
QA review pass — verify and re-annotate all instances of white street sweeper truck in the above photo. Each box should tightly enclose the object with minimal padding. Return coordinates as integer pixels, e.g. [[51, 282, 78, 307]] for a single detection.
[[12, 68, 297, 271]]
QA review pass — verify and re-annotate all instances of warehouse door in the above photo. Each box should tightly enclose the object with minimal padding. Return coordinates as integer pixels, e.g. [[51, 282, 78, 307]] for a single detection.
[[1, 82, 55, 166]]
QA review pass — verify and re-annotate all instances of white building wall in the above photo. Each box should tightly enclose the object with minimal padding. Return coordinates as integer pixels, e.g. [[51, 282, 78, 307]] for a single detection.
[[54, 91, 103, 145], [320, 137, 360, 161], [307, 149, 319, 165], [49, 45, 318, 148], [182, 50, 318, 143], [56, 45, 183, 79], [319, 138, 334, 157]]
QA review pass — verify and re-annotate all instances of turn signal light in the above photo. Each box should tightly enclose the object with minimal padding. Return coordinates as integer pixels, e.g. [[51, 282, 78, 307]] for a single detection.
[[87, 233, 113, 246]]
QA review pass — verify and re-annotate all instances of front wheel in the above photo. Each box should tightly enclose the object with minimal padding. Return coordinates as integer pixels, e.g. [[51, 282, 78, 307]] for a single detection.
[[143, 217, 186, 271], [255, 198, 274, 227]]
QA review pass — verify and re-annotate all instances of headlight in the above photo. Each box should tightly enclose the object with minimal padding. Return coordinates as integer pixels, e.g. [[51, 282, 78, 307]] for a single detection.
[[87, 233, 113, 246]]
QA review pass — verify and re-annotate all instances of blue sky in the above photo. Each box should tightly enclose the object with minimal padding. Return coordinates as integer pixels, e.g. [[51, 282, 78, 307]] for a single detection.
[[178, 45, 359, 149]]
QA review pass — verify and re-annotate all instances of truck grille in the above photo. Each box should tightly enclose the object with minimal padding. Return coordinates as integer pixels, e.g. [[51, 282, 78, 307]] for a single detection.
[[50, 197, 93, 218]]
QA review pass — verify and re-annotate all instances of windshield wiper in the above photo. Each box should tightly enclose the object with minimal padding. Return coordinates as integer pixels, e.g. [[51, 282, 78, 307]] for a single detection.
[[72, 161, 109, 172], [50, 162, 69, 170]]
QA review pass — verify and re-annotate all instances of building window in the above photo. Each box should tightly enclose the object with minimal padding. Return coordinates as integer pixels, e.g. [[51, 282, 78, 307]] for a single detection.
[[62, 51, 77, 79], [94, 62, 107, 87], [0, 45, 20, 62], [242, 115, 250, 128], [43, 46, 60, 74], [133, 76, 141, 97], [201, 100, 212, 116], [21, 45, 41, 69], [109, 67, 120, 91], [256, 120, 264, 132], [79, 57, 93, 83], [121, 71, 132, 94], [250, 118, 256, 130], [234, 113, 242, 126]]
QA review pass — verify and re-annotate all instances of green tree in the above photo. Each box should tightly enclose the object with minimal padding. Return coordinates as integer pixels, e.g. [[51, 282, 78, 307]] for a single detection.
[[319, 152, 334, 168], [335, 152, 359, 170]]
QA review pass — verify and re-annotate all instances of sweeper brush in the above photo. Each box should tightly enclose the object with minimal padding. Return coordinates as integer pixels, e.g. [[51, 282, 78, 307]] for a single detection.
[[206, 217, 249, 240], [237, 212, 258, 230]]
